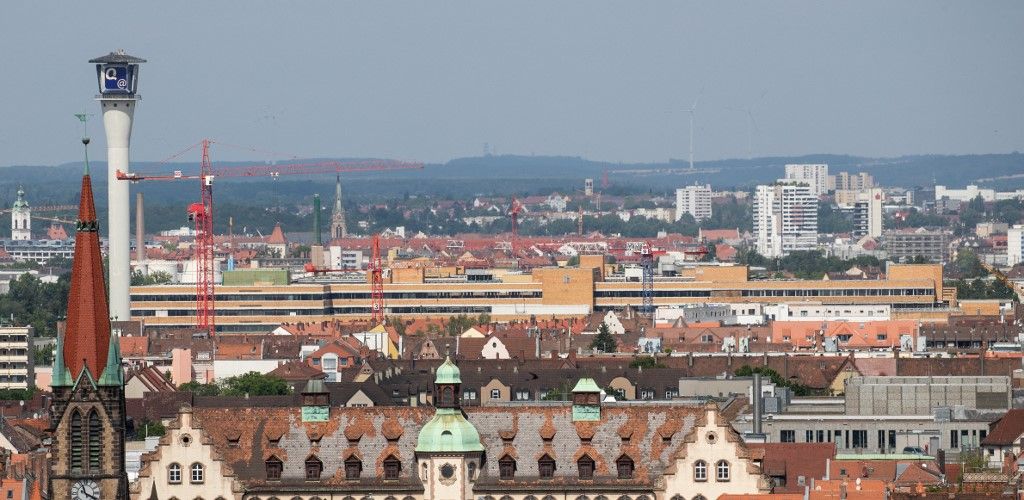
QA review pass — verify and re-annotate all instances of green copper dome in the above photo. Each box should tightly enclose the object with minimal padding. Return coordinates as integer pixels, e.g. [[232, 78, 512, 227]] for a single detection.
[[435, 356, 462, 385], [416, 408, 484, 453]]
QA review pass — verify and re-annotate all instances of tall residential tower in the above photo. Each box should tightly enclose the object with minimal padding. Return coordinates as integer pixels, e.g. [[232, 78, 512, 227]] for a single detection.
[[753, 183, 818, 258]]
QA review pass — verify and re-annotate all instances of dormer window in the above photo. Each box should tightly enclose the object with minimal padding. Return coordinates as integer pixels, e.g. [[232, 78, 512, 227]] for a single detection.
[[344, 456, 362, 480], [305, 455, 323, 480], [265, 456, 282, 481], [499, 455, 516, 480], [616, 455, 634, 479], [538, 454, 556, 479], [578, 455, 595, 480], [384, 455, 401, 480]]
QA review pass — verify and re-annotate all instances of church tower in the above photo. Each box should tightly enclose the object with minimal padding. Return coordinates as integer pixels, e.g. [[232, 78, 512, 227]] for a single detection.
[[416, 357, 484, 500], [330, 175, 348, 239], [10, 187, 30, 241], [49, 137, 128, 500]]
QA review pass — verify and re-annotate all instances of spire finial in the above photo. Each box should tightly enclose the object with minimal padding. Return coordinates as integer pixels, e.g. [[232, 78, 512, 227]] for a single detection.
[[75, 113, 92, 175]]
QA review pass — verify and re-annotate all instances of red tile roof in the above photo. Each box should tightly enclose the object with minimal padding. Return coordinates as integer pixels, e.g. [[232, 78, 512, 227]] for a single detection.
[[982, 409, 1024, 446], [63, 173, 112, 379]]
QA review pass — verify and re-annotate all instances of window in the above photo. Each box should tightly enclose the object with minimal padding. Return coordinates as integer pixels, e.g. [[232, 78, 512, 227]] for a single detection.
[[266, 457, 282, 480], [322, 355, 338, 371], [70, 410, 83, 474], [515, 390, 530, 401], [168, 463, 182, 484], [441, 386, 454, 406], [538, 454, 556, 479], [345, 456, 362, 479], [191, 463, 205, 484], [383, 456, 401, 480], [463, 390, 477, 401], [639, 389, 654, 400], [694, 460, 707, 481], [851, 430, 868, 449], [876, 334, 887, 341], [467, 462, 476, 481], [88, 410, 102, 471], [305, 456, 323, 480], [716, 461, 730, 481], [806, 430, 814, 443], [490, 389, 501, 399], [780, 430, 795, 443], [616, 455, 634, 479], [578, 455, 595, 480], [499, 456, 516, 480]]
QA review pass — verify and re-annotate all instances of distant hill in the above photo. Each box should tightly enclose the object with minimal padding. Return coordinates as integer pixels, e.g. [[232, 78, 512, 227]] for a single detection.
[[2, 152, 1022, 236]]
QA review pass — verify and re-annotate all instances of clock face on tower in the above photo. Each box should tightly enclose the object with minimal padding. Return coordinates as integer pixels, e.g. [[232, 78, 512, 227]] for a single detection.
[[71, 480, 100, 500]]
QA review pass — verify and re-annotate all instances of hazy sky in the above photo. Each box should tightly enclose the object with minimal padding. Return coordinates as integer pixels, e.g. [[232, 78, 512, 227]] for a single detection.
[[1, 1, 1022, 166]]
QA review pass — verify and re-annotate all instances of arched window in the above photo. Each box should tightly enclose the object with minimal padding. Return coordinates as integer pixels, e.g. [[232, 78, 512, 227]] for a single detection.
[[345, 455, 362, 479], [499, 455, 516, 480], [693, 496, 707, 500], [616, 496, 631, 500], [306, 455, 324, 480], [383, 455, 401, 480], [168, 463, 182, 484], [88, 410, 102, 472], [441, 386, 454, 405], [670, 496, 685, 500], [467, 461, 477, 480], [421, 462, 428, 481], [538, 454, 556, 479], [69, 410, 83, 473], [190, 463, 205, 484], [577, 454, 595, 480], [617, 454, 635, 479], [693, 460, 707, 482], [265, 456, 283, 480], [716, 460, 730, 481]]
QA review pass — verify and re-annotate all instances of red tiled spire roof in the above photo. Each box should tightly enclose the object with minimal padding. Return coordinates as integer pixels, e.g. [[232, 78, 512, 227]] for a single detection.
[[63, 173, 111, 380]]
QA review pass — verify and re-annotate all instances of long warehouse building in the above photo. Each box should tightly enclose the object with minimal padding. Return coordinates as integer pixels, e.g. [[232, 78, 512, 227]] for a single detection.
[[130, 260, 954, 333]]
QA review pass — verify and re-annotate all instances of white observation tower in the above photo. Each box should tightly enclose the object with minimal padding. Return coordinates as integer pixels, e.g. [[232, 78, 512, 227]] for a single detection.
[[89, 50, 145, 322]]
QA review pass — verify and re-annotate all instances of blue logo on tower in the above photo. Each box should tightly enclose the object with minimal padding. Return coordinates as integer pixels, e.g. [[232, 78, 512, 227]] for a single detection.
[[100, 64, 134, 94]]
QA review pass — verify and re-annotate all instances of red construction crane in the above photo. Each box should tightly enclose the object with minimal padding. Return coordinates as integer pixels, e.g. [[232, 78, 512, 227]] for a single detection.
[[118, 139, 422, 336], [369, 234, 385, 325]]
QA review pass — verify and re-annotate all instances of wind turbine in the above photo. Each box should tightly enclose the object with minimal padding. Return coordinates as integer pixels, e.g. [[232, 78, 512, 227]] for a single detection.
[[686, 88, 704, 171], [728, 91, 767, 159]]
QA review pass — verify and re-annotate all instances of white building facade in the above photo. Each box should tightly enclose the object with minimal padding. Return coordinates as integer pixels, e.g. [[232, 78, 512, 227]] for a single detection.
[[784, 163, 829, 197], [754, 184, 818, 258], [1008, 225, 1024, 267], [675, 184, 713, 221]]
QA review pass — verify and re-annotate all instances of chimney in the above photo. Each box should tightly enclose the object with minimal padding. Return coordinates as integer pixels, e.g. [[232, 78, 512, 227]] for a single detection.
[[752, 373, 763, 435]]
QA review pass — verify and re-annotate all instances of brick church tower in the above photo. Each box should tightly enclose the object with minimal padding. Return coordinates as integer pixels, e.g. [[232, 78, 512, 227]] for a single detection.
[[48, 138, 128, 500]]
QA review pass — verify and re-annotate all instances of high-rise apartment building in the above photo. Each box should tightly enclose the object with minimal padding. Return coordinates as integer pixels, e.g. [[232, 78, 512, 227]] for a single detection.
[[852, 188, 884, 239], [1008, 225, 1024, 267], [784, 164, 829, 197], [833, 171, 875, 192], [675, 184, 712, 221], [754, 184, 818, 257]]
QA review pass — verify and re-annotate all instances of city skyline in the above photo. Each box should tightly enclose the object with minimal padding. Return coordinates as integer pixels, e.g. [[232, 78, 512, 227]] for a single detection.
[[1, 1, 1022, 167]]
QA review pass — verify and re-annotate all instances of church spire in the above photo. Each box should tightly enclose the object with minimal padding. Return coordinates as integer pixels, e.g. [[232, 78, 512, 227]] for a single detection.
[[62, 155, 113, 382], [331, 175, 347, 239]]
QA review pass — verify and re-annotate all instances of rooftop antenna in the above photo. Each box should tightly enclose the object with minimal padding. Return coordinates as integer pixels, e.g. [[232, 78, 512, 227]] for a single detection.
[[686, 88, 704, 171]]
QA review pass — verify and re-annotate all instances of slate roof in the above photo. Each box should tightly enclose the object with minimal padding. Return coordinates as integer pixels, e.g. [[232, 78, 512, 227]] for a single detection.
[[144, 402, 758, 494], [89, 51, 146, 64]]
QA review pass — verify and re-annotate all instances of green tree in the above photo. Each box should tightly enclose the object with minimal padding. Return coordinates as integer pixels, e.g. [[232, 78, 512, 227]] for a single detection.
[[136, 420, 166, 439], [476, 312, 491, 326], [629, 356, 665, 369], [33, 345, 53, 366], [590, 322, 618, 353], [220, 372, 290, 397], [177, 381, 221, 397], [131, 269, 173, 286]]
